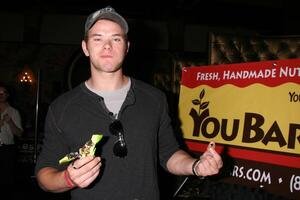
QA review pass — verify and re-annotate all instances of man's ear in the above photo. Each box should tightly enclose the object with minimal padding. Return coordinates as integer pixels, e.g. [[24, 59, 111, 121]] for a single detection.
[[126, 41, 130, 54], [81, 40, 89, 57]]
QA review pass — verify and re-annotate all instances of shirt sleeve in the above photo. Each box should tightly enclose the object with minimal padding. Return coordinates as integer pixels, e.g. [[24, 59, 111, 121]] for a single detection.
[[158, 93, 180, 170], [35, 106, 69, 174], [11, 108, 23, 131]]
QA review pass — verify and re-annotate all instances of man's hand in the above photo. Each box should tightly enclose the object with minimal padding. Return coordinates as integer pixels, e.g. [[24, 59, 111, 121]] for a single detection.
[[66, 156, 102, 188], [0, 114, 11, 127], [2, 114, 11, 123], [194, 142, 223, 177]]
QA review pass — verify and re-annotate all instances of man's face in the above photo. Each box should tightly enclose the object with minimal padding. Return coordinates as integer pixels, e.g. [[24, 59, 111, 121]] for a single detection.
[[82, 19, 129, 74], [0, 87, 8, 103]]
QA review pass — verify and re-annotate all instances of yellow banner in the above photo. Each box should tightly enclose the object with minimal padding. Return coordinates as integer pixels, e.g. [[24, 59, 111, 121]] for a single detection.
[[179, 83, 300, 155]]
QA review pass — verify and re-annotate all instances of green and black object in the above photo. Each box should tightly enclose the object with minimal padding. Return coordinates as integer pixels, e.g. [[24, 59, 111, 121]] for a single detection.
[[59, 134, 103, 164]]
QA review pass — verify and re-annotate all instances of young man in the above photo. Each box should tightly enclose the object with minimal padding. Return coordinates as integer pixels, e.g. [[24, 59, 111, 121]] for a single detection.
[[35, 6, 223, 199]]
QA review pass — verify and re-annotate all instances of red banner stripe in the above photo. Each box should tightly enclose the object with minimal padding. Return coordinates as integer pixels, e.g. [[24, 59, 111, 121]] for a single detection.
[[181, 58, 300, 88], [185, 140, 300, 169]]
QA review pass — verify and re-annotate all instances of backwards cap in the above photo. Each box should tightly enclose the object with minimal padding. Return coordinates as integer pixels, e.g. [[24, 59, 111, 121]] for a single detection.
[[84, 6, 129, 37]]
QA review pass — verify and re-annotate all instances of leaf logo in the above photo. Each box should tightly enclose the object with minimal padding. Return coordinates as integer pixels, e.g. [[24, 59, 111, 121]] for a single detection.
[[190, 89, 210, 136]]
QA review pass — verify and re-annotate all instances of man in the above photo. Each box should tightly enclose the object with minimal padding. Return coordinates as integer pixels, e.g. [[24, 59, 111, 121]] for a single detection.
[[0, 84, 23, 199], [35, 6, 222, 200]]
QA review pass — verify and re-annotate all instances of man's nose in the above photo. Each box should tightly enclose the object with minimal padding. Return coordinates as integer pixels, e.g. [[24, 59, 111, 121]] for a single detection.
[[103, 41, 112, 49]]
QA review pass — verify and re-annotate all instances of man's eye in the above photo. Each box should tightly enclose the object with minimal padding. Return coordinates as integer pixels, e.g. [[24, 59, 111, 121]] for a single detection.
[[114, 38, 121, 42]]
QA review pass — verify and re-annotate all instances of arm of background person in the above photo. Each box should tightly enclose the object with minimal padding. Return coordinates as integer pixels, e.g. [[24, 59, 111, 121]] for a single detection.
[[3, 113, 23, 138]]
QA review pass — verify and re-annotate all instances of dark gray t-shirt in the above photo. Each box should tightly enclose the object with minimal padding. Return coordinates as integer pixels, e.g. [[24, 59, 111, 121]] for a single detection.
[[35, 78, 179, 200]]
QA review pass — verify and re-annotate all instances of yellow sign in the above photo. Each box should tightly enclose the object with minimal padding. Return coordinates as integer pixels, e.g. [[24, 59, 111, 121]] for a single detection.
[[179, 59, 300, 167]]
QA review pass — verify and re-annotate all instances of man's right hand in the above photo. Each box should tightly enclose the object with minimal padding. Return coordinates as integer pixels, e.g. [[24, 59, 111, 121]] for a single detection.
[[67, 156, 102, 188]]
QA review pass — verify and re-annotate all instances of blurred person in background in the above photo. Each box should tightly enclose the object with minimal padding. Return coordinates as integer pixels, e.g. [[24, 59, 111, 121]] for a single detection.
[[0, 83, 23, 199]]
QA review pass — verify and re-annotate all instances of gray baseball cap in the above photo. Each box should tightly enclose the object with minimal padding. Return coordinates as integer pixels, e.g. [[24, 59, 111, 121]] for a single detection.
[[84, 6, 129, 37]]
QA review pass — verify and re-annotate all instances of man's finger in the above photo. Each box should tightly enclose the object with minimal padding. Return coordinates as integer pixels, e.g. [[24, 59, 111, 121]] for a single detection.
[[207, 141, 215, 150]]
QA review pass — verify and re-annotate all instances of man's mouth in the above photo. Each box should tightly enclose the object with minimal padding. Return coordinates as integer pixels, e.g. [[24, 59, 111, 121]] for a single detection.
[[101, 55, 113, 58]]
